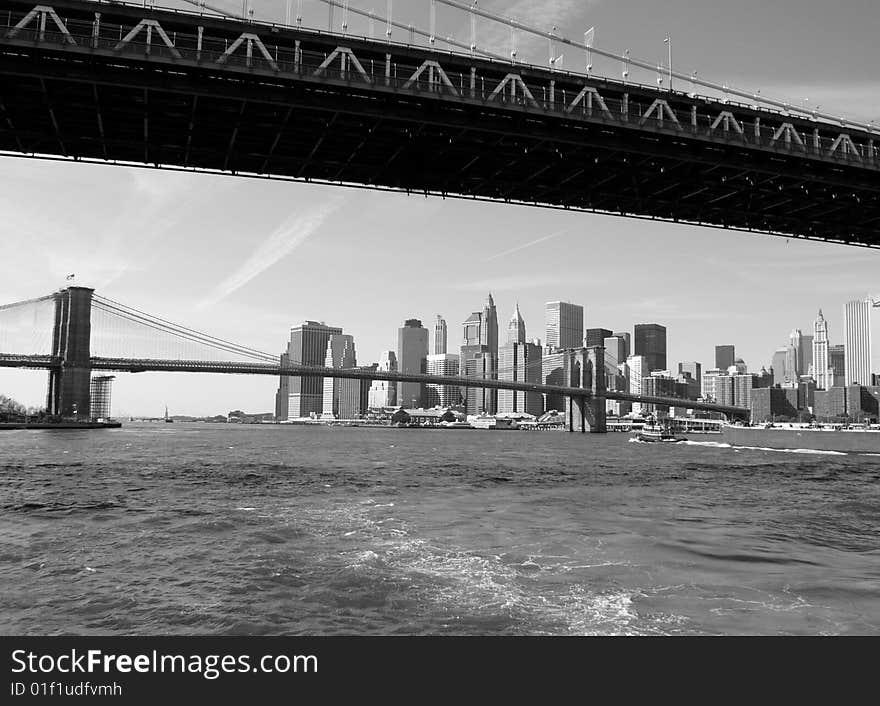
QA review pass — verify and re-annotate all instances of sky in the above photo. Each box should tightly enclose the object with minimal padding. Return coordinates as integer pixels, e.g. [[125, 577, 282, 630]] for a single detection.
[[1, 0, 879, 416]]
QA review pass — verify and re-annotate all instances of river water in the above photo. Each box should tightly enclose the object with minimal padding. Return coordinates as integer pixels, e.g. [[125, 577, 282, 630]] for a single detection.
[[1, 423, 878, 635]]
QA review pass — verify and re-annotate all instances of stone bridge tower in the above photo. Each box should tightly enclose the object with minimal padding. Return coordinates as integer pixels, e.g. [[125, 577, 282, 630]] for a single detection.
[[46, 287, 93, 419]]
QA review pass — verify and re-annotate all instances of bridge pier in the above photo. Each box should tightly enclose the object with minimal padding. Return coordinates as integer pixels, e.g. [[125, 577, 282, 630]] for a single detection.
[[565, 346, 607, 433], [46, 287, 93, 419]]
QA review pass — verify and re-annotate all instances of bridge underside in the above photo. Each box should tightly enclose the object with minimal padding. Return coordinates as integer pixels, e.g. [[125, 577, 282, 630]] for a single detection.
[[0, 1, 878, 245]]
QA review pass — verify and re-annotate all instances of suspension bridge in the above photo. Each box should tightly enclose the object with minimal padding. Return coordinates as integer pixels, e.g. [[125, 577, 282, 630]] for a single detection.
[[0, 287, 750, 432], [0, 0, 878, 246]]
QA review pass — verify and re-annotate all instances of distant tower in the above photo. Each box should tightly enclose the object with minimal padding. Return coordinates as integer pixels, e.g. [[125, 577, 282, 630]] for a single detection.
[[634, 324, 667, 373], [546, 301, 584, 350], [434, 315, 447, 355], [813, 310, 832, 390], [397, 319, 429, 408], [507, 303, 526, 344], [844, 298, 872, 386], [481, 293, 498, 358], [715, 345, 735, 371]]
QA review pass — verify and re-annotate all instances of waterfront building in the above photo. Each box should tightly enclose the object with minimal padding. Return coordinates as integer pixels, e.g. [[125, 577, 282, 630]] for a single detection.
[[89, 375, 114, 420], [634, 324, 667, 373], [434, 315, 447, 355], [750, 387, 800, 423], [715, 374, 735, 408], [701, 368, 722, 402], [844, 298, 873, 386], [732, 373, 754, 409], [398, 319, 429, 409], [367, 351, 398, 408], [813, 310, 833, 390], [715, 345, 735, 371], [585, 328, 612, 349], [546, 301, 583, 350], [426, 353, 461, 408], [277, 321, 342, 419], [322, 334, 357, 419]]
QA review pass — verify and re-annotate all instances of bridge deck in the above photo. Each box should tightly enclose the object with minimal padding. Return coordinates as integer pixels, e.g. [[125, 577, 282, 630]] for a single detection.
[[0, 353, 750, 418], [0, 0, 878, 245]]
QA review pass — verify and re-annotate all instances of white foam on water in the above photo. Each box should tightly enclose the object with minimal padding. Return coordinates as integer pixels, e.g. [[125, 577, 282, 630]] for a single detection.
[[683, 440, 732, 449], [733, 445, 847, 456]]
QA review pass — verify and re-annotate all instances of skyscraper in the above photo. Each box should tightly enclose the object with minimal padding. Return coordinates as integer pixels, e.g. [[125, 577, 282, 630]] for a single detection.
[[613, 332, 631, 359], [604, 336, 628, 368], [813, 310, 833, 390], [498, 305, 542, 415], [546, 301, 583, 350], [434, 315, 447, 355], [368, 351, 397, 408], [771, 348, 787, 387], [460, 294, 498, 414], [715, 345, 735, 371], [585, 328, 612, 349], [844, 298, 873, 385], [277, 321, 343, 420], [398, 319, 429, 408], [322, 334, 358, 419], [634, 324, 667, 373], [426, 353, 461, 408]]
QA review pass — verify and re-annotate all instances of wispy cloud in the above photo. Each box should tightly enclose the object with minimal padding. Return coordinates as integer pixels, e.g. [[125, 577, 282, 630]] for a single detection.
[[199, 198, 342, 308], [484, 227, 573, 261]]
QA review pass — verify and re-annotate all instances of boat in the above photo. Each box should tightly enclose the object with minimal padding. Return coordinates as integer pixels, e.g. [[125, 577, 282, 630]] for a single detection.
[[721, 423, 880, 454], [633, 418, 688, 443], [164, 406, 174, 423]]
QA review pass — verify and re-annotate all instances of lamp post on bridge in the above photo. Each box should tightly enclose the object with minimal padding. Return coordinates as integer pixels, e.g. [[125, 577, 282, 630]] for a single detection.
[[664, 36, 672, 91]]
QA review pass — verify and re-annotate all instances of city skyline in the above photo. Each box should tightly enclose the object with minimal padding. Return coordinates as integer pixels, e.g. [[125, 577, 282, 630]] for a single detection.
[[1, 0, 879, 415]]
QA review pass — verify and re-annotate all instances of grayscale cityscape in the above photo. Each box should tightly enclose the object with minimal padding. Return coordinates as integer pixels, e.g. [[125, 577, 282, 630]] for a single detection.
[[0, 0, 878, 652]]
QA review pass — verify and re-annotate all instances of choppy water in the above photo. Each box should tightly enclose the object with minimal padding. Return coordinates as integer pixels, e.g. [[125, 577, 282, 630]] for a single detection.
[[1, 423, 878, 635]]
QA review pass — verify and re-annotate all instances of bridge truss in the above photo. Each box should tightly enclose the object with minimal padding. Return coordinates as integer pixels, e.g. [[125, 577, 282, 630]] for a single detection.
[[0, 0, 877, 246]]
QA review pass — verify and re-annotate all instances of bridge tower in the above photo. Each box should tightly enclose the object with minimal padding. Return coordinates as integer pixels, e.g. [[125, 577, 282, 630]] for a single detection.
[[46, 286, 94, 419], [567, 346, 607, 433]]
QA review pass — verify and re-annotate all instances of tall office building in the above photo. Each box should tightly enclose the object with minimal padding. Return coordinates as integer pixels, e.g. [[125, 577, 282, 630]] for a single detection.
[[829, 345, 846, 388], [398, 319, 429, 408], [613, 332, 631, 359], [426, 353, 461, 408], [604, 336, 628, 368], [585, 328, 612, 349], [277, 321, 343, 420], [627, 354, 646, 414], [367, 351, 398, 408], [546, 301, 584, 350], [460, 294, 499, 414], [844, 298, 872, 386], [634, 324, 667, 373], [274, 352, 291, 420], [434, 315, 447, 355], [678, 361, 702, 395], [715, 345, 735, 371], [322, 334, 358, 419], [771, 348, 787, 387], [813, 310, 833, 390], [498, 305, 542, 415], [89, 375, 114, 420]]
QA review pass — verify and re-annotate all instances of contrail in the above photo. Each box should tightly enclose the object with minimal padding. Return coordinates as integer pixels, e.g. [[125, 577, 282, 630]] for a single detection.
[[200, 198, 341, 308], [484, 227, 573, 262]]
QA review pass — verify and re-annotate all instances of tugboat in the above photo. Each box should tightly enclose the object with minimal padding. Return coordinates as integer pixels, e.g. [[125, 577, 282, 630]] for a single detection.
[[635, 417, 687, 443]]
